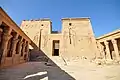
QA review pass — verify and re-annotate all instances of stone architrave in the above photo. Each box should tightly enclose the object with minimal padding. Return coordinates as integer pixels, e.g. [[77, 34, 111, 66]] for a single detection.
[[112, 39, 120, 60], [104, 41, 111, 60]]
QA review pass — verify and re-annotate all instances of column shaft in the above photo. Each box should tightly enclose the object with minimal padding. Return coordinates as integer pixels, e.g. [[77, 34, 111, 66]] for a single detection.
[[0, 31, 12, 65], [17, 39, 23, 55], [112, 39, 120, 60], [26, 42, 29, 61], [21, 42, 26, 56], [0, 28, 3, 43], [0, 15, 2, 25], [11, 34, 19, 56], [0, 20, 2, 26], [104, 41, 111, 60]]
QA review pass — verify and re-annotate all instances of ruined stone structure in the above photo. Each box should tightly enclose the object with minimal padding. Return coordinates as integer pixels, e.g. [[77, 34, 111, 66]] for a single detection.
[[96, 30, 120, 61], [20, 18, 98, 59], [1, 6, 120, 69], [0, 7, 33, 68]]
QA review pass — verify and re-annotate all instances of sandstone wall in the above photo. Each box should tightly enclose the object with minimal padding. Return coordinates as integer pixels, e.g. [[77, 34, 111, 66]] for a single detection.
[[20, 18, 98, 59], [61, 18, 98, 59]]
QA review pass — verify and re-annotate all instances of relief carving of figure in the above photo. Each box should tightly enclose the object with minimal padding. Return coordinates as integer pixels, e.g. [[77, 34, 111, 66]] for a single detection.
[[63, 31, 68, 53], [68, 25, 76, 46], [33, 32, 39, 45], [42, 31, 48, 49]]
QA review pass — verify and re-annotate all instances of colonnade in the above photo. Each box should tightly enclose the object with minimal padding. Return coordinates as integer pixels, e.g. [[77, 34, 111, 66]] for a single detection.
[[0, 21, 29, 67], [98, 39, 120, 60]]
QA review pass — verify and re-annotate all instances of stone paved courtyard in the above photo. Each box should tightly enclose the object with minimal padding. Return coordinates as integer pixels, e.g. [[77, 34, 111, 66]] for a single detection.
[[0, 60, 120, 80]]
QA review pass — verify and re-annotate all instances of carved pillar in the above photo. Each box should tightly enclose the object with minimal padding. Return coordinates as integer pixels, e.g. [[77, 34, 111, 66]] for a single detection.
[[17, 38, 23, 55], [96, 41, 102, 58], [26, 42, 29, 61], [0, 28, 3, 43], [26, 42, 29, 53], [21, 41, 26, 56], [104, 41, 111, 60], [11, 34, 19, 57], [112, 39, 120, 60], [0, 28, 12, 64], [0, 15, 2, 26], [0, 21, 2, 26]]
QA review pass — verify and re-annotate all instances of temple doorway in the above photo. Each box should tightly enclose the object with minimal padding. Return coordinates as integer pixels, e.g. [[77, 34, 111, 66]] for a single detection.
[[52, 40, 60, 56]]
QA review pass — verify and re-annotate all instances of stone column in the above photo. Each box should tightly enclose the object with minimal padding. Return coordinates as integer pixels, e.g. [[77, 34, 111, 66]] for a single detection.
[[0, 15, 2, 26], [21, 41, 26, 56], [11, 34, 19, 63], [0, 28, 3, 43], [0, 28, 12, 65], [112, 39, 120, 60], [0, 20, 2, 26], [26, 42, 29, 53], [26, 42, 29, 61], [96, 41, 102, 58], [17, 38, 23, 55], [104, 41, 111, 60], [11, 34, 19, 56]]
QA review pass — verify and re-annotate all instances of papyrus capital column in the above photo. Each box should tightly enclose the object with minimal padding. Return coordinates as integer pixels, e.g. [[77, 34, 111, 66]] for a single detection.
[[0, 28, 3, 43], [17, 38, 23, 55], [26, 42, 29, 53], [0, 21, 1, 25], [11, 34, 19, 57], [0, 28, 12, 64], [112, 39, 120, 60], [25, 42, 29, 61], [2, 33, 12, 54], [22, 41, 26, 54], [104, 41, 111, 60], [0, 15, 2, 26]]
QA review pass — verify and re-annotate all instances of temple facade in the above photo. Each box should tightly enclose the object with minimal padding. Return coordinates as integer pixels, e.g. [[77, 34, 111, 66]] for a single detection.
[[20, 18, 98, 59], [1, 7, 120, 68]]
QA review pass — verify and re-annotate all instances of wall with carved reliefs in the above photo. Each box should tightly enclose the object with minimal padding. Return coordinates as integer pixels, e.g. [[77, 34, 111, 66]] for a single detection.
[[20, 18, 98, 59], [20, 19, 51, 50], [61, 18, 98, 58]]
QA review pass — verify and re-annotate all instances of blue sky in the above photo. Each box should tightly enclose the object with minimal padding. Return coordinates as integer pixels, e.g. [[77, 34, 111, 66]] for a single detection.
[[0, 0, 120, 37]]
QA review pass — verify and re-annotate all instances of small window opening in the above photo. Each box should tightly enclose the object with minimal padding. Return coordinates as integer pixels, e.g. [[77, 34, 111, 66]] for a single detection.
[[69, 23, 72, 26], [41, 24, 44, 26]]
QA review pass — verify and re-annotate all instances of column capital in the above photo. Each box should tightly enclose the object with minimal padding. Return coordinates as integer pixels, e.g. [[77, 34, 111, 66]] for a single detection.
[[3, 33, 12, 41], [20, 41, 24, 45], [12, 38, 19, 43], [4, 27, 12, 35], [111, 39, 117, 44], [14, 33, 19, 39], [104, 41, 109, 45], [23, 42, 26, 46]]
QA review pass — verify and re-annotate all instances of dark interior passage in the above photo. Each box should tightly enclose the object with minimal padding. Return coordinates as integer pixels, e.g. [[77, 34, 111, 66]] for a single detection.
[[52, 40, 60, 56]]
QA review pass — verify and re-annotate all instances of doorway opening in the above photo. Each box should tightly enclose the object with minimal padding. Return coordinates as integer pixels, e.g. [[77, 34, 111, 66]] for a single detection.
[[52, 40, 60, 56]]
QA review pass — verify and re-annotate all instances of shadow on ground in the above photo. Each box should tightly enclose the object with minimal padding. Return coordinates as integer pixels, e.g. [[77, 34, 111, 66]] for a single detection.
[[0, 49, 75, 80]]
